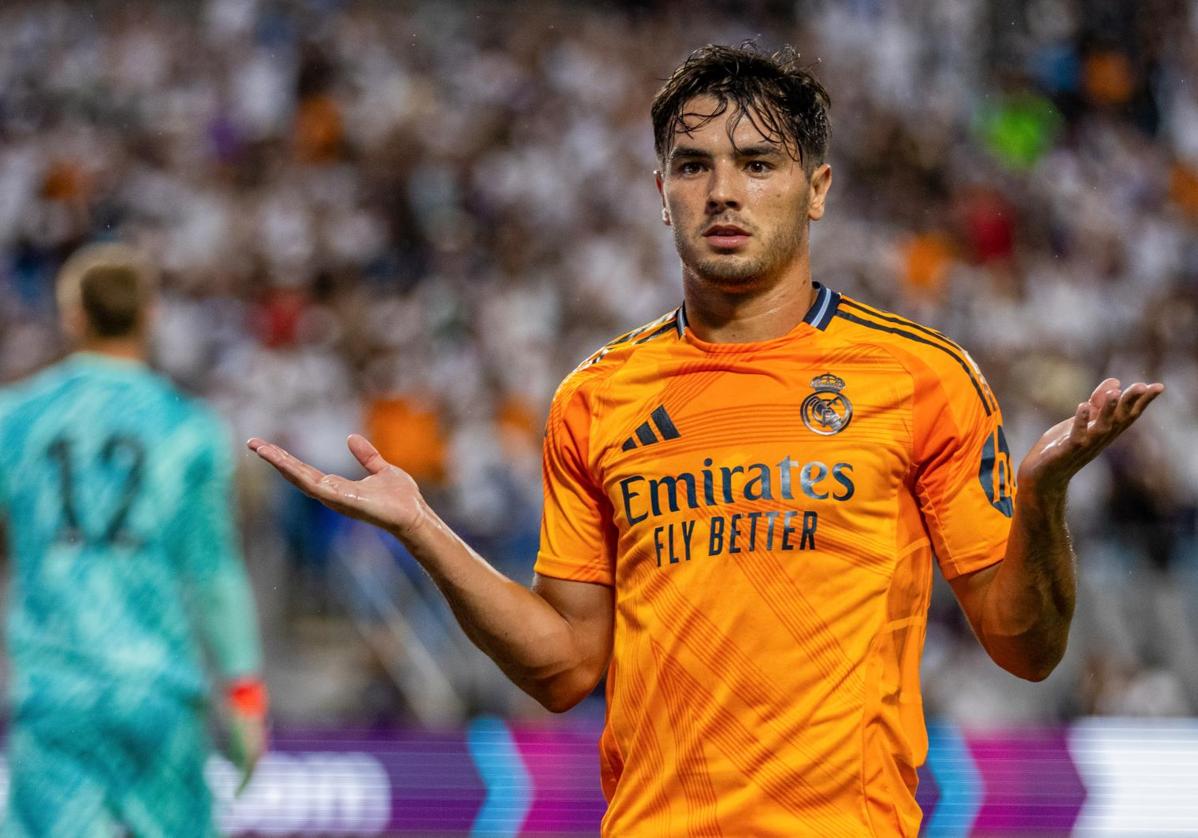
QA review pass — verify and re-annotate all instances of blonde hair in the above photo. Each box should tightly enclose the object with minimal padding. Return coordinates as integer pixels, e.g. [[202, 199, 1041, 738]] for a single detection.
[[56, 243, 158, 338]]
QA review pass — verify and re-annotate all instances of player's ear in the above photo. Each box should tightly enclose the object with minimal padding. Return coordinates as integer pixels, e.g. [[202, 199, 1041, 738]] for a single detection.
[[807, 163, 832, 221], [655, 171, 671, 227]]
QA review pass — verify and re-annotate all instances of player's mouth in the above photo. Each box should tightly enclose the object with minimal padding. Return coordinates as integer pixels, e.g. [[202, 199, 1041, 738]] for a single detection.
[[703, 224, 751, 249]]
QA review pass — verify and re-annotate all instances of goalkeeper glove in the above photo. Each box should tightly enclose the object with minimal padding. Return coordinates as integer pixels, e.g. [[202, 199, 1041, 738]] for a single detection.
[[225, 677, 269, 796]]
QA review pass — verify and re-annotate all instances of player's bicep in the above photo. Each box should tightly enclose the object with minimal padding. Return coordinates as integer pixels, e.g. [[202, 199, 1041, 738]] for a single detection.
[[532, 573, 614, 681]]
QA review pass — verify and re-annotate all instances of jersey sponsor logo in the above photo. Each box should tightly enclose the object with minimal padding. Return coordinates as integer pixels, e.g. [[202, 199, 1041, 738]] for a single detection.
[[650, 509, 820, 566], [617, 455, 856, 567], [800, 373, 853, 436]]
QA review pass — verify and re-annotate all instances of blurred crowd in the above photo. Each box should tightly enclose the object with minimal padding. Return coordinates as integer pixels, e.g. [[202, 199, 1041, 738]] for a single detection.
[[1, 0, 1196, 726]]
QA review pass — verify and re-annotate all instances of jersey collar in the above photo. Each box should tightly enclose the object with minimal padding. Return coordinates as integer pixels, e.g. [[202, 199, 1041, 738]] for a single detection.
[[803, 283, 841, 330], [676, 282, 841, 338]]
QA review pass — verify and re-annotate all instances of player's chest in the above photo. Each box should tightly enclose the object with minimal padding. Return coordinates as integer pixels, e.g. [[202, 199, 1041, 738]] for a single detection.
[[592, 359, 914, 557]]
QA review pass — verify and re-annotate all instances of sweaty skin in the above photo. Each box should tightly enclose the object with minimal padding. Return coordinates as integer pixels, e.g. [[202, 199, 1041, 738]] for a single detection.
[[656, 95, 832, 345]]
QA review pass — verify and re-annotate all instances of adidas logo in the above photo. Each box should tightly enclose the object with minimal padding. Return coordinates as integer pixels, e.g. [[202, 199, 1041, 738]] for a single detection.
[[621, 405, 681, 451]]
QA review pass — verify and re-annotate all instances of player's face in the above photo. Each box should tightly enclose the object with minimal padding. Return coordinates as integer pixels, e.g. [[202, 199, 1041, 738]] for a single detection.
[[656, 96, 830, 293]]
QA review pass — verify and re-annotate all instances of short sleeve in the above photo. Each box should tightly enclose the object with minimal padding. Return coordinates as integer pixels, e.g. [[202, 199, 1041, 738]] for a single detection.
[[914, 360, 1015, 579], [534, 379, 615, 586]]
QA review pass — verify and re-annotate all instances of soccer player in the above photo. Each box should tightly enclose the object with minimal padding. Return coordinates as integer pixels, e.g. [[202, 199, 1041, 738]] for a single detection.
[[0, 244, 268, 837], [248, 45, 1163, 835]]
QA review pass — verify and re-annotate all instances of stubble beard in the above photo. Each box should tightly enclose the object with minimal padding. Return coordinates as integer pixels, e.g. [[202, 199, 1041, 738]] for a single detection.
[[674, 215, 808, 294]]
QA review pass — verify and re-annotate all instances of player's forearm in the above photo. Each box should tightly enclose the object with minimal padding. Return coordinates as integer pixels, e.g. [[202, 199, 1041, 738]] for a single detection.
[[392, 506, 598, 711], [979, 484, 1077, 681]]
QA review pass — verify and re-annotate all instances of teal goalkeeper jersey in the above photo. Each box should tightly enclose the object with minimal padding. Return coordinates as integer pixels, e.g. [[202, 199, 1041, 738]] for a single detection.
[[0, 352, 261, 717]]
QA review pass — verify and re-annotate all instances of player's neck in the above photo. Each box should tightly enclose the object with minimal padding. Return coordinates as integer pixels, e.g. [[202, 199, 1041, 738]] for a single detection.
[[77, 336, 147, 364], [681, 267, 816, 344]]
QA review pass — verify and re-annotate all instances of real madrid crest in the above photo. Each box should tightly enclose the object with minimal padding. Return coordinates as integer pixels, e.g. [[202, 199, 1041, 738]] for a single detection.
[[801, 373, 853, 436]]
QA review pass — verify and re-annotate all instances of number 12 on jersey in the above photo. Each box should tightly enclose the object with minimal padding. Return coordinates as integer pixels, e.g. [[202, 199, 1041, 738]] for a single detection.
[[46, 434, 146, 549]]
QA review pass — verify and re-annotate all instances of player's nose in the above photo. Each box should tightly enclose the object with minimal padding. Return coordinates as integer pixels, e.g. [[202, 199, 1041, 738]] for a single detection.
[[705, 161, 742, 214]]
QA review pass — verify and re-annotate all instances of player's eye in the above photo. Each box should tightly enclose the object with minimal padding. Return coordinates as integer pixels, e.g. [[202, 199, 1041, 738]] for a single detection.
[[676, 161, 704, 175], [746, 160, 773, 174]]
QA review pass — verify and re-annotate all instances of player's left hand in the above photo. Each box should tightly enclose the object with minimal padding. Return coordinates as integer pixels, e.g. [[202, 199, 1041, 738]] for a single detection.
[[228, 710, 268, 796], [1017, 377, 1164, 497]]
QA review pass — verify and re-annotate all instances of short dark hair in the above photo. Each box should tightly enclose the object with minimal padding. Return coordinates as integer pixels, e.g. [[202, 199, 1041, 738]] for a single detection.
[[57, 243, 156, 338], [651, 43, 831, 170]]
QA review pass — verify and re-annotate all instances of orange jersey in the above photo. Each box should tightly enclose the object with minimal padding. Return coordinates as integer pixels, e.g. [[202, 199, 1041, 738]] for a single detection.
[[535, 284, 1016, 837]]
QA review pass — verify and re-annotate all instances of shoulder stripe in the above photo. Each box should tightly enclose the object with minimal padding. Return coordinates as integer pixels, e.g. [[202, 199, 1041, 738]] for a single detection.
[[839, 297, 965, 354], [834, 309, 993, 415], [606, 311, 679, 349], [575, 310, 679, 371], [837, 298, 997, 414], [634, 321, 678, 345]]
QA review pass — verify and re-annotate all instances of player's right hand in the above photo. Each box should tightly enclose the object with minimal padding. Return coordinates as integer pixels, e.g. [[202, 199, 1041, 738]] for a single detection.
[[247, 434, 428, 538]]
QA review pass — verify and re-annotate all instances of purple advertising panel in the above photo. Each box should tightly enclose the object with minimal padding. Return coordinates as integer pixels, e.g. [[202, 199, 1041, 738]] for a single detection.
[[4, 718, 1197, 835], [207, 721, 608, 835], [509, 725, 607, 833], [967, 729, 1086, 832]]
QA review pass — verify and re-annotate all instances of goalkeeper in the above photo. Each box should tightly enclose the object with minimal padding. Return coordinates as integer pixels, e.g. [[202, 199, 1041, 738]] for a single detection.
[[0, 244, 267, 837]]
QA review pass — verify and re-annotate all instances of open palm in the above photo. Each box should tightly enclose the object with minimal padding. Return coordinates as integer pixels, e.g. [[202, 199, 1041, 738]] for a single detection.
[[247, 434, 426, 537], [1018, 377, 1164, 494]]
